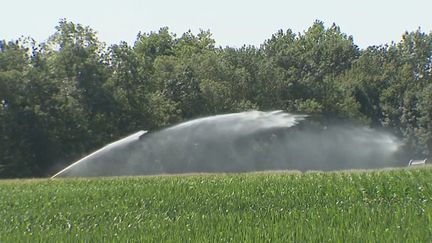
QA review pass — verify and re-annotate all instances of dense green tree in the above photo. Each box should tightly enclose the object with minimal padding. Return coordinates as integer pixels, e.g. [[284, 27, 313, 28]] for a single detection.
[[1, 20, 432, 178], [45, 19, 113, 135], [260, 21, 360, 113], [0, 39, 36, 177], [382, 30, 432, 156]]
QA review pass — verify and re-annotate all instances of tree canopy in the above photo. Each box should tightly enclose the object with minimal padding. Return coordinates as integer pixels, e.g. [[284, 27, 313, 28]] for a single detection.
[[1, 19, 432, 177]]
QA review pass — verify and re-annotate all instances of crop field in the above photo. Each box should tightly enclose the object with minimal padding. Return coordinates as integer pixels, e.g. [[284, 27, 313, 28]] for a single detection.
[[1, 167, 432, 242]]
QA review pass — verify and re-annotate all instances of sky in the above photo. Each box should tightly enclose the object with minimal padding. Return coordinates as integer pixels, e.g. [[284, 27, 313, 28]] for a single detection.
[[1, 0, 432, 49]]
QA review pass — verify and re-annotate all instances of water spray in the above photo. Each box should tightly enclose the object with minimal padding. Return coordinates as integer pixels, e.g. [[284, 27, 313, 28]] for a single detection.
[[52, 111, 403, 178]]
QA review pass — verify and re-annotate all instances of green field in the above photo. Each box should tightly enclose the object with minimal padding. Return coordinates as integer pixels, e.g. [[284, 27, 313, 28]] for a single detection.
[[1, 167, 432, 242]]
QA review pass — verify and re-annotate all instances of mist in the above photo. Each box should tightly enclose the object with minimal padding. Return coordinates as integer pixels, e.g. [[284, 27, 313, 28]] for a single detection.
[[52, 111, 404, 178]]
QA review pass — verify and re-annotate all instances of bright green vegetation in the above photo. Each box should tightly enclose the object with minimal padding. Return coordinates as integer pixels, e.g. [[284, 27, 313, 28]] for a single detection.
[[1, 167, 432, 242]]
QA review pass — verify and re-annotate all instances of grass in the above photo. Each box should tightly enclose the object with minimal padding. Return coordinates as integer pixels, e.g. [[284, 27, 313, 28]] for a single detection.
[[1, 166, 432, 242]]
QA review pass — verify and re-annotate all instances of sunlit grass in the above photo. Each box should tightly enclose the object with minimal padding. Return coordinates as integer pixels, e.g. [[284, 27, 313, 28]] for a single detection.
[[1, 166, 432, 241]]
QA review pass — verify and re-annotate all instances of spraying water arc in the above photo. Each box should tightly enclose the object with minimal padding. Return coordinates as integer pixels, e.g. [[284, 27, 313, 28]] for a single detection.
[[51, 131, 147, 178], [52, 111, 403, 178]]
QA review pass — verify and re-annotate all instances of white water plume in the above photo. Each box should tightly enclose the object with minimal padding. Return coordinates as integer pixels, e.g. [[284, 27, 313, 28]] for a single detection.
[[52, 111, 403, 178]]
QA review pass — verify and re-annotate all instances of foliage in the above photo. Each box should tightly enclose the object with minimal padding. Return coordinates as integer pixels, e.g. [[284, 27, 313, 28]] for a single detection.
[[0, 168, 431, 241], [1, 19, 432, 177]]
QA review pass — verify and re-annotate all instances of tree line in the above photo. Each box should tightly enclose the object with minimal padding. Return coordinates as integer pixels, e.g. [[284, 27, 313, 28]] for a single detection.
[[1, 19, 431, 178]]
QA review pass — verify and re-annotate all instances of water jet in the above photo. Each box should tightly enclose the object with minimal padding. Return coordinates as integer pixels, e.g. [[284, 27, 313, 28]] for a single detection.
[[52, 111, 403, 178]]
